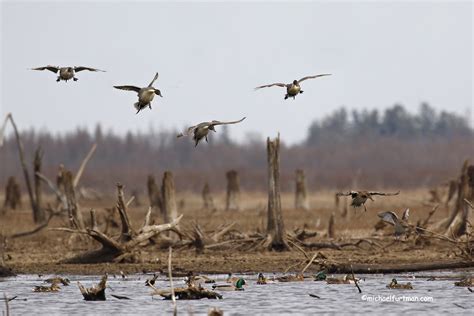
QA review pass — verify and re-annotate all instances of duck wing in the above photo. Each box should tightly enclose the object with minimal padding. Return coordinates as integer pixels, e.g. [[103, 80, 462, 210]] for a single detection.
[[255, 83, 287, 90], [368, 191, 400, 196], [148, 72, 159, 87], [74, 66, 105, 72], [297, 74, 331, 83], [377, 211, 399, 226], [177, 124, 202, 138], [114, 85, 141, 93], [210, 117, 246, 126], [31, 65, 59, 73]]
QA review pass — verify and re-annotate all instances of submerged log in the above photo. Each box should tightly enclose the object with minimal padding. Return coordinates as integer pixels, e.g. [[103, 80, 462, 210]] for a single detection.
[[225, 170, 240, 211], [295, 169, 309, 210], [266, 135, 289, 251], [155, 287, 223, 300], [78, 274, 107, 301], [323, 260, 474, 274]]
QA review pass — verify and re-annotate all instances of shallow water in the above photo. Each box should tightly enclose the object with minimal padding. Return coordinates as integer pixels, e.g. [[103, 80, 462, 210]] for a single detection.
[[1, 271, 472, 315]]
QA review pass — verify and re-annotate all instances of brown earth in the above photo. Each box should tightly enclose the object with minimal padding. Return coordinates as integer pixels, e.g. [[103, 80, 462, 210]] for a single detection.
[[0, 189, 471, 276]]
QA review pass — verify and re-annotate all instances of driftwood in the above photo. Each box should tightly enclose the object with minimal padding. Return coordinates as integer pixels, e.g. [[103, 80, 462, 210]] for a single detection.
[[225, 170, 240, 211], [2, 176, 21, 211], [55, 183, 183, 263], [202, 183, 216, 211], [266, 135, 289, 251], [295, 169, 309, 210], [78, 274, 107, 301], [156, 287, 223, 300]]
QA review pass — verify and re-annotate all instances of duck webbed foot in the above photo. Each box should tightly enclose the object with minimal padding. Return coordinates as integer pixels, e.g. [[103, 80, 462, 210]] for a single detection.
[[284, 94, 289, 100], [73, 77, 78, 81], [300, 90, 304, 94], [56, 77, 60, 82]]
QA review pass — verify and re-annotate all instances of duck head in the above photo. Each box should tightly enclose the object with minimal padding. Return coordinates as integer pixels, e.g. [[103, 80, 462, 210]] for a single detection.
[[292, 80, 298, 85], [209, 125, 216, 132], [154, 89, 163, 97]]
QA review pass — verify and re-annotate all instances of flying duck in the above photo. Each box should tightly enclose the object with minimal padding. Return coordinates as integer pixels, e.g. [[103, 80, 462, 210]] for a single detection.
[[336, 190, 400, 212], [114, 72, 162, 114], [377, 208, 410, 238], [255, 74, 331, 100], [31, 65, 105, 82], [177, 117, 246, 147]]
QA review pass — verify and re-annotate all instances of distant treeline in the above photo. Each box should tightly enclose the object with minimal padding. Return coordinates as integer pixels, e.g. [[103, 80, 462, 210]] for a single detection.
[[1, 103, 472, 193]]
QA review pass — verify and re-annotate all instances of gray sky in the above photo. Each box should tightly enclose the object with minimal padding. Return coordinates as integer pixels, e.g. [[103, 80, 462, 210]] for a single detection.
[[1, 1, 472, 144]]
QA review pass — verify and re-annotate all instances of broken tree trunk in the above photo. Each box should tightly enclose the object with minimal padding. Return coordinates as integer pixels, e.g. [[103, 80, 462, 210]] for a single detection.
[[78, 274, 107, 301], [57, 184, 183, 263], [161, 172, 178, 225], [63, 170, 85, 230], [202, 183, 216, 211], [266, 135, 289, 251], [294, 169, 309, 210], [2, 177, 21, 211], [225, 170, 240, 211], [147, 175, 163, 214], [328, 213, 335, 238], [33, 147, 46, 223], [443, 161, 473, 238]]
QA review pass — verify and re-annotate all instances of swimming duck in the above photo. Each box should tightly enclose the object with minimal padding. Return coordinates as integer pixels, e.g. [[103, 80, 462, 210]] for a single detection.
[[185, 272, 216, 287], [212, 278, 246, 291], [378, 209, 410, 238], [225, 273, 241, 284], [31, 65, 105, 82], [44, 277, 70, 286], [454, 277, 473, 287], [336, 191, 400, 212], [313, 271, 327, 281], [33, 283, 61, 292], [255, 74, 331, 100], [177, 117, 246, 147], [257, 273, 267, 285], [277, 274, 305, 282], [114, 72, 162, 114], [387, 278, 413, 289], [326, 274, 358, 284], [145, 273, 159, 287]]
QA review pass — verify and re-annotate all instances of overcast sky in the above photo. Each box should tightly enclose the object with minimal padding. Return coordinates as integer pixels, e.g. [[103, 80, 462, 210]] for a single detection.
[[1, 1, 472, 144]]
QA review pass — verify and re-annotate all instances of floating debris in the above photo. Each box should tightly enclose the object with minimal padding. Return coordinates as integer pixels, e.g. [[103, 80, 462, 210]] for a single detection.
[[386, 278, 413, 289]]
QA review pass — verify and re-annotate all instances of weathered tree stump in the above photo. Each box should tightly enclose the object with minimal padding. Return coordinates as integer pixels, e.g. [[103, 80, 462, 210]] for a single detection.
[[328, 212, 335, 238], [266, 135, 289, 251], [294, 169, 309, 210], [2, 176, 21, 211], [225, 170, 240, 211], [161, 172, 178, 225], [33, 147, 46, 223], [202, 183, 216, 211], [78, 274, 107, 301], [147, 175, 163, 213], [62, 170, 85, 229], [443, 161, 473, 238]]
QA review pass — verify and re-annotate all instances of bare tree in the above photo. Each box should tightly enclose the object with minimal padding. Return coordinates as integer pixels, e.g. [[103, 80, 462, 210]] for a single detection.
[[225, 170, 240, 211], [202, 182, 216, 211], [295, 169, 309, 210]]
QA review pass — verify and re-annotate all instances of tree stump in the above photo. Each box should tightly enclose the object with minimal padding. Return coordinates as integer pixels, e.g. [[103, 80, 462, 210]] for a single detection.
[[2, 176, 21, 211], [62, 170, 85, 229], [294, 169, 309, 210], [202, 183, 216, 211], [225, 170, 240, 211], [328, 212, 335, 238], [78, 274, 107, 301], [266, 135, 289, 251], [147, 175, 163, 213], [161, 172, 178, 224], [443, 161, 473, 238], [33, 147, 46, 223]]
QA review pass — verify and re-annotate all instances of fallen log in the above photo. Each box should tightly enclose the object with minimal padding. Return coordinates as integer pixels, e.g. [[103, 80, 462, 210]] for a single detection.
[[322, 260, 474, 274]]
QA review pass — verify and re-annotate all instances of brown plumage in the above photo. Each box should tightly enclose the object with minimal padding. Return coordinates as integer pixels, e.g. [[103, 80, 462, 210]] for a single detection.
[[255, 74, 331, 100], [31, 65, 105, 82], [336, 190, 400, 212], [177, 117, 246, 147]]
